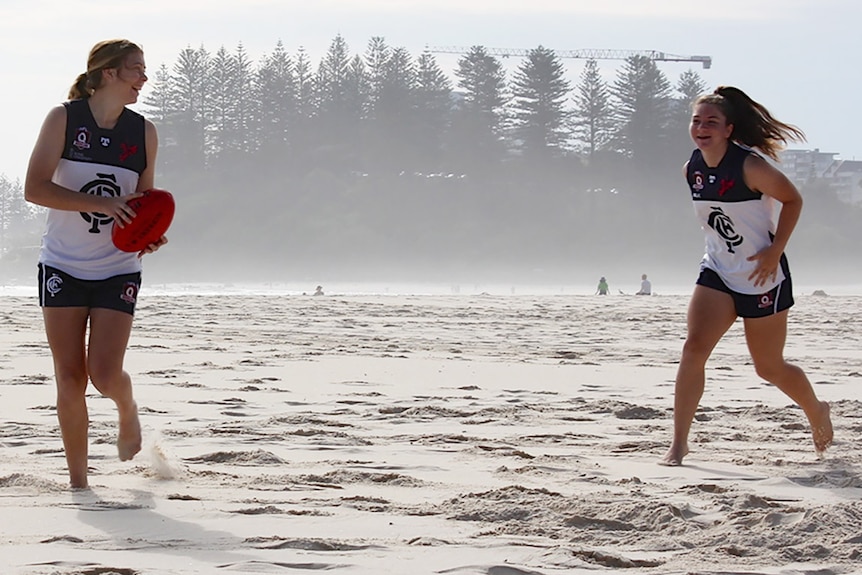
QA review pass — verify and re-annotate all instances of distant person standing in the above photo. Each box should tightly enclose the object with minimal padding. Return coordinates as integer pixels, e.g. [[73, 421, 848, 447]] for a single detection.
[[313, 285, 324, 296], [636, 274, 652, 295], [662, 86, 832, 466], [24, 39, 166, 488], [596, 277, 609, 295]]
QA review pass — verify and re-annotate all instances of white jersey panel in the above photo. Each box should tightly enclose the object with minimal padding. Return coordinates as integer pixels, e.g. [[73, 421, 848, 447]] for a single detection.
[[40, 160, 142, 280], [37, 99, 147, 280], [687, 142, 788, 295], [693, 195, 783, 294]]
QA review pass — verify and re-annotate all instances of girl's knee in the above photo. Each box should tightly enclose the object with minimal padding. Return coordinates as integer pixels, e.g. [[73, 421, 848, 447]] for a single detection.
[[87, 366, 130, 398], [680, 338, 713, 364], [753, 360, 789, 383], [55, 370, 88, 396]]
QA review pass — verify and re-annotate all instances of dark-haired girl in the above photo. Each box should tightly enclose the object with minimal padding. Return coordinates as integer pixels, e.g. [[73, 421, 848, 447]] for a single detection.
[[662, 86, 832, 466]]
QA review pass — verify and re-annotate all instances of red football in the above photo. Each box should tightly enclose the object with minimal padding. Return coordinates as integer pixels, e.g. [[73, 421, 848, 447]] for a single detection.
[[111, 189, 175, 252]]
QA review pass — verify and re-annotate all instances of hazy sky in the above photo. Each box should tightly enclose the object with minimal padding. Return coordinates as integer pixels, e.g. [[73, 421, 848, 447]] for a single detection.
[[1, 0, 859, 180]]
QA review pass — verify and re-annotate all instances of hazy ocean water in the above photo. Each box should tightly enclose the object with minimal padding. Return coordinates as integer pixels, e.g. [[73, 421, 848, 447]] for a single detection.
[[2, 280, 860, 297]]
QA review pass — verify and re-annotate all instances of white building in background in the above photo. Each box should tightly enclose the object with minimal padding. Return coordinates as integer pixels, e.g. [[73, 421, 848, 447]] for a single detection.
[[824, 159, 862, 205], [778, 148, 838, 183], [778, 148, 862, 205]]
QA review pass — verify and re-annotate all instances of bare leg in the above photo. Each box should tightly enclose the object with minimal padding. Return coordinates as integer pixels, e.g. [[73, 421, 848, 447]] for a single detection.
[[661, 285, 737, 466], [744, 311, 833, 454], [43, 307, 91, 488], [88, 308, 141, 462]]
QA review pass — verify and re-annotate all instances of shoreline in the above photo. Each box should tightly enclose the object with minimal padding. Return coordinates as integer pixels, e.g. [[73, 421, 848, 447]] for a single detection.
[[2, 281, 861, 297]]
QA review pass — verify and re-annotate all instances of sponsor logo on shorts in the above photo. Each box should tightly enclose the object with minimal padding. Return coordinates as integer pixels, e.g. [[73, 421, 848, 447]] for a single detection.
[[46, 273, 63, 297], [758, 290, 776, 309], [120, 282, 139, 304]]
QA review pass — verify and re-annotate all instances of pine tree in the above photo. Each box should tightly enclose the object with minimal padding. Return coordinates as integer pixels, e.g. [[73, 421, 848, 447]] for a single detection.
[[314, 34, 355, 170], [509, 46, 572, 159], [169, 45, 211, 169], [414, 51, 452, 171], [610, 56, 673, 164], [230, 43, 256, 156], [451, 46, 507, 169], [142, 63, 181, 173], [571, 59, 614, 158], [208, 46, 234, 159], [668, 69, 708, 158], [254, 40, 296, 161], [364, 36, 391, 121], [291, 47, 317, 171], [677, 69, 707, 106]]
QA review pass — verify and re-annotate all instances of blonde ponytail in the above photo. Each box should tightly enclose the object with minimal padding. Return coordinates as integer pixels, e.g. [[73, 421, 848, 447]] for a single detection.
[[67, 39, 142, 100]]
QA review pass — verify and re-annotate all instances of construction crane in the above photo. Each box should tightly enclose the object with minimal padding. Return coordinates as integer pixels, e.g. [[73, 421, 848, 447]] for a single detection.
[[426, 46, 712, 69]]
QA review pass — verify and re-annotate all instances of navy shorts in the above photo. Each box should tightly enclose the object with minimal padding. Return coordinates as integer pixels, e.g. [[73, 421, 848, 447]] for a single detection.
[[696, 266, 794, 319], [38, 263, 141, 316]]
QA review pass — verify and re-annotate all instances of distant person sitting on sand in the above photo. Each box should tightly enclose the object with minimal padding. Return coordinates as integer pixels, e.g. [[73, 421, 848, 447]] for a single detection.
[[636, 274, 652, 295], [596, 277, 609, 295], [313, 285, 324, 296]]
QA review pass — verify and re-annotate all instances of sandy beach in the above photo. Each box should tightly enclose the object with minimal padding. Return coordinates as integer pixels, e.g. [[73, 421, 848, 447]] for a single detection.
[[0, 289, 860, 574]]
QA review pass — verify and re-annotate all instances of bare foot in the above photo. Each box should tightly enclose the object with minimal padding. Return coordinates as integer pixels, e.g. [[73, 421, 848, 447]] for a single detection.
[[117, 402, 142, 461], [69, 476, 89, 490], [660, 443, 689, 467], [810, 401, 833, 455]]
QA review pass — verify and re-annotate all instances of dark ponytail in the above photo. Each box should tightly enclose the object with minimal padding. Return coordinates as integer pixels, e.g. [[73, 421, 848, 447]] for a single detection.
[[696, 86, 805, 161]]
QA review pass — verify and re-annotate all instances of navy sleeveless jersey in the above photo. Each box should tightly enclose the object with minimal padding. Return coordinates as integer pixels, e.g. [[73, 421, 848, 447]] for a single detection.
[[686, 142, 786, 294], [39, 99, 148, 279]]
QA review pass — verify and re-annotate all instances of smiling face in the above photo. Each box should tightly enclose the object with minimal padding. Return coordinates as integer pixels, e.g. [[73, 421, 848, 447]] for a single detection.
[[690, 102, 734, 155], [108, 50, 148, 105]]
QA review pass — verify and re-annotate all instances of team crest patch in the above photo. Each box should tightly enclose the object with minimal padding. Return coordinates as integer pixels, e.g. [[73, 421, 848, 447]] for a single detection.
[[692, 171, 704, 192], [74, 127, 91, 150]]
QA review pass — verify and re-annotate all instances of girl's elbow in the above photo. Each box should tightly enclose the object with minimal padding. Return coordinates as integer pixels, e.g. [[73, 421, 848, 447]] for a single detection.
[[24, 180, 49, 206], [23, 185, 37, 204]]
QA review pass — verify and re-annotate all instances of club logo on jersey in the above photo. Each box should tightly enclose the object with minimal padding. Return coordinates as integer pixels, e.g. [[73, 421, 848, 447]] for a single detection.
[[718, 178, 735, 196], [46, 273, 63, 297], [101, 136, 111, 147], [73, 127, 91, 150], [708, 174, 716, 184], [120, 281, 139, 304], [707, 206, 744, 253], [79, 173, 121, 233], [692, 171, 704, 192], [119, 142, 138, 162]]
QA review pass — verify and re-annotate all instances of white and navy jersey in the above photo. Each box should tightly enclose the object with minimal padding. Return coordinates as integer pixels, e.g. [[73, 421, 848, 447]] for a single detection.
[[686, 142, 785, 294], [39, 99, 147, 280]]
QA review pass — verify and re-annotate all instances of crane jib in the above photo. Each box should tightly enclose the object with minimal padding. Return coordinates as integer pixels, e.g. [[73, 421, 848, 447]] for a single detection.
[[424, 46, 712, 69]]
